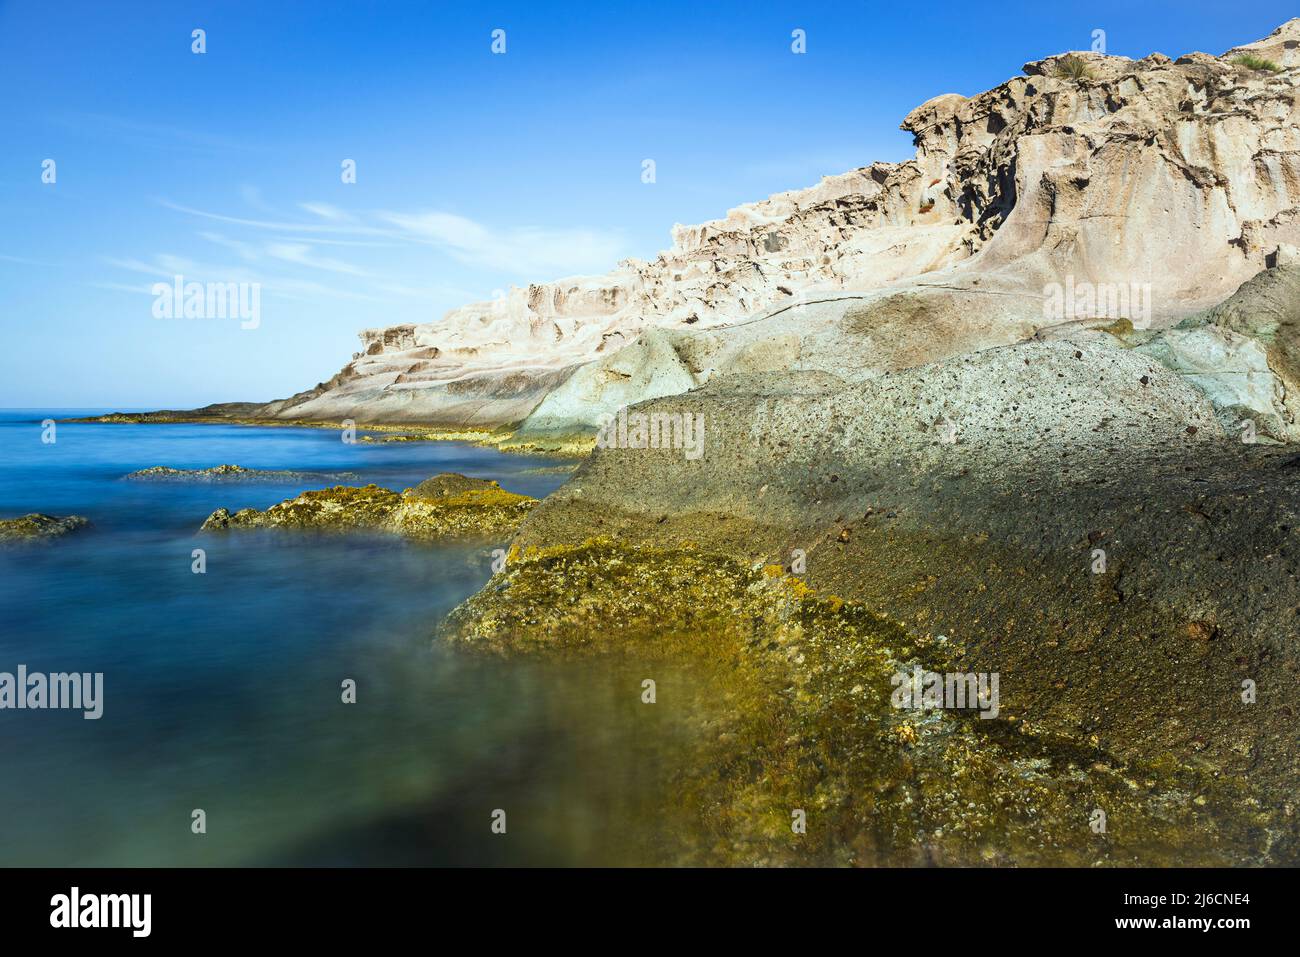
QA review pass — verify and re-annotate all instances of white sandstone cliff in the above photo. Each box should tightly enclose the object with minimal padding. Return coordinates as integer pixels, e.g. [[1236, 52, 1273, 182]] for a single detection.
[[260, 20, 1300, 435]]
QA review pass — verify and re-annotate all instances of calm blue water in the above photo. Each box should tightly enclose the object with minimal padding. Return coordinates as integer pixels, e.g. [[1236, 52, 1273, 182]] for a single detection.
[[0, 410, 682, 866]]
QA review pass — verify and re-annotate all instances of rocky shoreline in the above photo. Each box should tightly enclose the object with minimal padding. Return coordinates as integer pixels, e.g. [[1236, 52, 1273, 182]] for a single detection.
[[432, 334, 1300, 863], [54, 20, 1300, 863], [443, 539, 1286, 865], [427, 265, 1300, 864]]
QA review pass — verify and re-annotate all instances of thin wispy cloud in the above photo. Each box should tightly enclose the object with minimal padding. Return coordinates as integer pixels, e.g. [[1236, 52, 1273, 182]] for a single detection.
[[279, 236, 402, 248], [100, 186, 633, 325], [265, 242, 373, 277], [155, 200, 384, 235], [100, 253, 388, 305], [198, 232, 262, 263], [378, 209, 628, 276], [299, 202, 353, 222], [125, 195, 631, 306]]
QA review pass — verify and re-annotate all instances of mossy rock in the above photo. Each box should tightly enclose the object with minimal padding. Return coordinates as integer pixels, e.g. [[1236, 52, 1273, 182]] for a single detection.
[[0, 514, 90, 543], [200, 475, 536, 540], [404, 473, 503, 500], [441, 538, 1290, 866]]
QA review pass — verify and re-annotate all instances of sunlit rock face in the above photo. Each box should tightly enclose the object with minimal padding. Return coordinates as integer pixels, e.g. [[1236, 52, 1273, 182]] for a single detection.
[[259, 20, 1300, 433]]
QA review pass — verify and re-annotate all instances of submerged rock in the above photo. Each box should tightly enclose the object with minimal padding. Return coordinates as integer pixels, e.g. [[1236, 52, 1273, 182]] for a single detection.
[[125, 464, 361, 483], [0, 514, 89, 543], [199, 474, 535, 540]]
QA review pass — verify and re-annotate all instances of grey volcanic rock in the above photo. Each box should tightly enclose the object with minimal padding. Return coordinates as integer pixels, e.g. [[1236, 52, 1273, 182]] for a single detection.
[[1176, 263, 1300, 437], [1056, 262, 1300, 443], [516, 327, 703, 436], [1134, 325, 1287, 441], [522, 338, 1224, 551]]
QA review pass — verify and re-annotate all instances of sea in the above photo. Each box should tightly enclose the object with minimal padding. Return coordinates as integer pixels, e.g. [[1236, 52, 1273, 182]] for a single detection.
[[0, 410, 690, 866]]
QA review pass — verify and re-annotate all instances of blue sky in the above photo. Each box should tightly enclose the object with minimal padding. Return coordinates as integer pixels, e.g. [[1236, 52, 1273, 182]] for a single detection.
[[1, 0, 1295, 407]]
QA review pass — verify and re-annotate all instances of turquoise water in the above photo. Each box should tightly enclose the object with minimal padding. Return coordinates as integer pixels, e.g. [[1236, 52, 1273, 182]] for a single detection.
[[0, 411, 680, 866]]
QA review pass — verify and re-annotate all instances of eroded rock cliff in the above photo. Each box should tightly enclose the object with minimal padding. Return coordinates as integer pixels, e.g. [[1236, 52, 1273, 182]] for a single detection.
[[247, 20, 1300, 437]]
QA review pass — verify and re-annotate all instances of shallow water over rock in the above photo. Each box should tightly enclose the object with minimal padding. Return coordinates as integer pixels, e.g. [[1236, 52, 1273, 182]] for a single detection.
[[0, 411, 704, 865]]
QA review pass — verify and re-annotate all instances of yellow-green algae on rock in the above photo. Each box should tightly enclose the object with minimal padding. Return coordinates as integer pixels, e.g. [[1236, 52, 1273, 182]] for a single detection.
[[200, 474, 535, 540], [442, 538, 1287, 866], [0, 513, 90, 543]]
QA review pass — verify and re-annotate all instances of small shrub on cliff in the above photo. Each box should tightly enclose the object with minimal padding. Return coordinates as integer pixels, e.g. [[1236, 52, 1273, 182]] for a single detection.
[[1232, 53, 1282, 73], [1051, 54, 1094, 81]]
